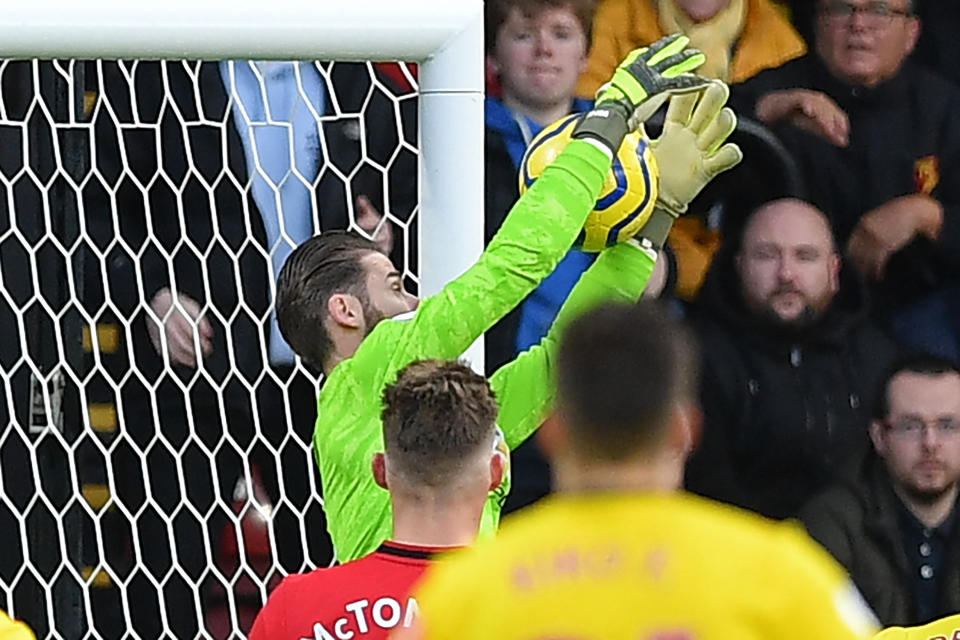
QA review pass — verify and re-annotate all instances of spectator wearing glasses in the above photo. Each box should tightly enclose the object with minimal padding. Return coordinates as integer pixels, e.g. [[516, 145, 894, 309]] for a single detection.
[[733, 0, 960, 362], [800, 354, 960, 626]]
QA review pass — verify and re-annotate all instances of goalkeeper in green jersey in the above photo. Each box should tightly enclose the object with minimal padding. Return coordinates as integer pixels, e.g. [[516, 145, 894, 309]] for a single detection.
[[276, 34, 743, 562]]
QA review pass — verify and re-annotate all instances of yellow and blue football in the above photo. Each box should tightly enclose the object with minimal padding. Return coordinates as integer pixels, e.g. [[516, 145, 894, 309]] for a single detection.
[[518, 113, 659, 253]]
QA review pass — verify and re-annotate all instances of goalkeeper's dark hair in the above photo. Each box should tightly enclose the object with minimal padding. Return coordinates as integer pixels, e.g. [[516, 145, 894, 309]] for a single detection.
[[276, 231, 382, 369], [382, 359, 499, 487], [485, 0, 596, 55], [557, 301, 699, 460]]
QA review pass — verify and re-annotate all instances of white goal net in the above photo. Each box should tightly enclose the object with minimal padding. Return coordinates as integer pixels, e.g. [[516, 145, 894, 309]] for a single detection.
[[0, 57, 419, 639], [0, 5, 483, 637]]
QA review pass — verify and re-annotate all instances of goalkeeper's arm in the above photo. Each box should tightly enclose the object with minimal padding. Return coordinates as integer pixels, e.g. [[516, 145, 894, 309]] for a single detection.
[[492, 81, 743, 450], [363, 35, 712, 365]]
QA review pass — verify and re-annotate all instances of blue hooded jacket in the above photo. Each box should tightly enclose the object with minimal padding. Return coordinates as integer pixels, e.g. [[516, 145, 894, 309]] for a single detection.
[[485, 95, 596, 353]]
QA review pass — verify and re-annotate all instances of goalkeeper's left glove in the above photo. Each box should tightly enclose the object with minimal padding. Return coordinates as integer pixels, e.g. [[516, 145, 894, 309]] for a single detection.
[[639, 80, 743, 249], [572, 34, 709, 157]]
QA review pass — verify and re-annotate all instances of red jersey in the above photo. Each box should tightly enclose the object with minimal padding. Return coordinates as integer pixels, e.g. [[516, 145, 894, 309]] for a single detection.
[[248, 541, 447, 640]]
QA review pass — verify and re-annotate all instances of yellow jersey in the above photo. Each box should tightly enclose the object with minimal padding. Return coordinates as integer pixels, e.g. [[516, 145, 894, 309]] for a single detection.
[[411, 492, 879, 640], [875, 614, 960, 639], [0, 611, 34, 640]]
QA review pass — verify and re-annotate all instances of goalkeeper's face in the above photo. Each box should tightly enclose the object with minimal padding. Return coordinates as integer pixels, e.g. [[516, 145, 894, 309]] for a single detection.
[[736, 200, 840, 326], [360, 251, 418, 332]]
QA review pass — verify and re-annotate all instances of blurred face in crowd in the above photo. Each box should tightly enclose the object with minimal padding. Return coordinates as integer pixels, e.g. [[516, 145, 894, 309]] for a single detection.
[[488, 3, 588, 121], [360, 251, 418, 334], [736, 199, 840, 326], [816, 0, 919, 88], [674, 0, 732, 23], [871, 371, 960, 503]]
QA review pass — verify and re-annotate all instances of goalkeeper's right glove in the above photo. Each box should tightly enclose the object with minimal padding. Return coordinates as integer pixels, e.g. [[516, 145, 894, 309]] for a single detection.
[[638, 80, 743, 250], [572, 33, 709, 156]]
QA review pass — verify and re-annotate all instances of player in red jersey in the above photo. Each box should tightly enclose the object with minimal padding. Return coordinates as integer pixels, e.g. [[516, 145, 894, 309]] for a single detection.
[[248, 359, 504, 640]]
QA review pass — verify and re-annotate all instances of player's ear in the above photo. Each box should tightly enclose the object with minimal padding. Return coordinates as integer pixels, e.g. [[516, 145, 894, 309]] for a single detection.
[[372, 452, 388, 490], [669, 400, 702, 458], [488, 451, 506, 493], [327, 293, 364, 329], [868, 420, 887, 457]]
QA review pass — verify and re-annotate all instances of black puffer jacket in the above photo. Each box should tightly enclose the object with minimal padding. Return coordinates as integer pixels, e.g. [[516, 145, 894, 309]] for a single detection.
[[685, 245, 900, 519], [800, 454, 960, 626]]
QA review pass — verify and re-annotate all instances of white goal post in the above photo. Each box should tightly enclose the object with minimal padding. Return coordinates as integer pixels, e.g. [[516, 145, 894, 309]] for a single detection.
[[0, 1, 483, 639]]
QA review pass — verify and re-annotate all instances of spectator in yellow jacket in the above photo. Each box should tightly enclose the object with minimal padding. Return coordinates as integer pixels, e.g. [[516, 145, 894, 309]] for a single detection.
[[578, 0, 807, 299]]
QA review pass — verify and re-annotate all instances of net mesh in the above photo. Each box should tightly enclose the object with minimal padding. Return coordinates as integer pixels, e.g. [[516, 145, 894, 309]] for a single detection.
[[0, 58, 419, 639]]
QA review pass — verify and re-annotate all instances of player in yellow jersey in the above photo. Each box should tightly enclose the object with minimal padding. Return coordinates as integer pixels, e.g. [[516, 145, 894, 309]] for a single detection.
[[0, 610, 34, 640], [398, 302, 880, 640], [876, 613, 960, 640]]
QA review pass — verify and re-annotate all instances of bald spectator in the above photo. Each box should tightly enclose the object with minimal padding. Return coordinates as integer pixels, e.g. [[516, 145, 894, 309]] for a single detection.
[[734, 0, 960, 360], [686, 198, 900, 519]]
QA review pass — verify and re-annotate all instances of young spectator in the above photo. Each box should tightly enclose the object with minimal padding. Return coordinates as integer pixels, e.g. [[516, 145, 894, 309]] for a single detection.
[[398, 302, 879, 640], [801, 355, 960, 627], [733, 0, 960, 360], [685, 199, 900, 518], [248, 360, 503, 640], [577, 0, 806, 300]]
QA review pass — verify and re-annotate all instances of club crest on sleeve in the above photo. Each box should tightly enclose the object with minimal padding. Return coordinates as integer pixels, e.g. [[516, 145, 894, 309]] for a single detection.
[[913, 156, 940, 195]]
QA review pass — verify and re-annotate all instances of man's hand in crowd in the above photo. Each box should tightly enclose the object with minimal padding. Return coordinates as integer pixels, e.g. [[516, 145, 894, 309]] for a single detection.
[[846, 194, 944, 281], [355, 194, 395, 255], [147, 287, 213, 368], [756, 89, 849, 148]]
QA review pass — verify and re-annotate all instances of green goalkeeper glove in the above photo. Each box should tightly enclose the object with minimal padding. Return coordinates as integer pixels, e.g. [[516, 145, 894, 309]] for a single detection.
[[572, 33, 709, 156], [637, 80, 743, 250]]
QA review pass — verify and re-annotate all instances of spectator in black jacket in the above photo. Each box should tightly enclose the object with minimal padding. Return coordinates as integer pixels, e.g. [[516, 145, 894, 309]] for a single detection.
[[731, 0, 960, 361], [685, 198, 900, 519], [801, 354, 960, 626]]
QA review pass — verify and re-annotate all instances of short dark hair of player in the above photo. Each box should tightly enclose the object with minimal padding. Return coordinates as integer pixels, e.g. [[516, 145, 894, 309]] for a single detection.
[[484, 0, 596, 55], [556, 301, 698, 461], [873, 353, 960, 420], [381, 359, 499, 487], [275, 231, 382, 368]]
